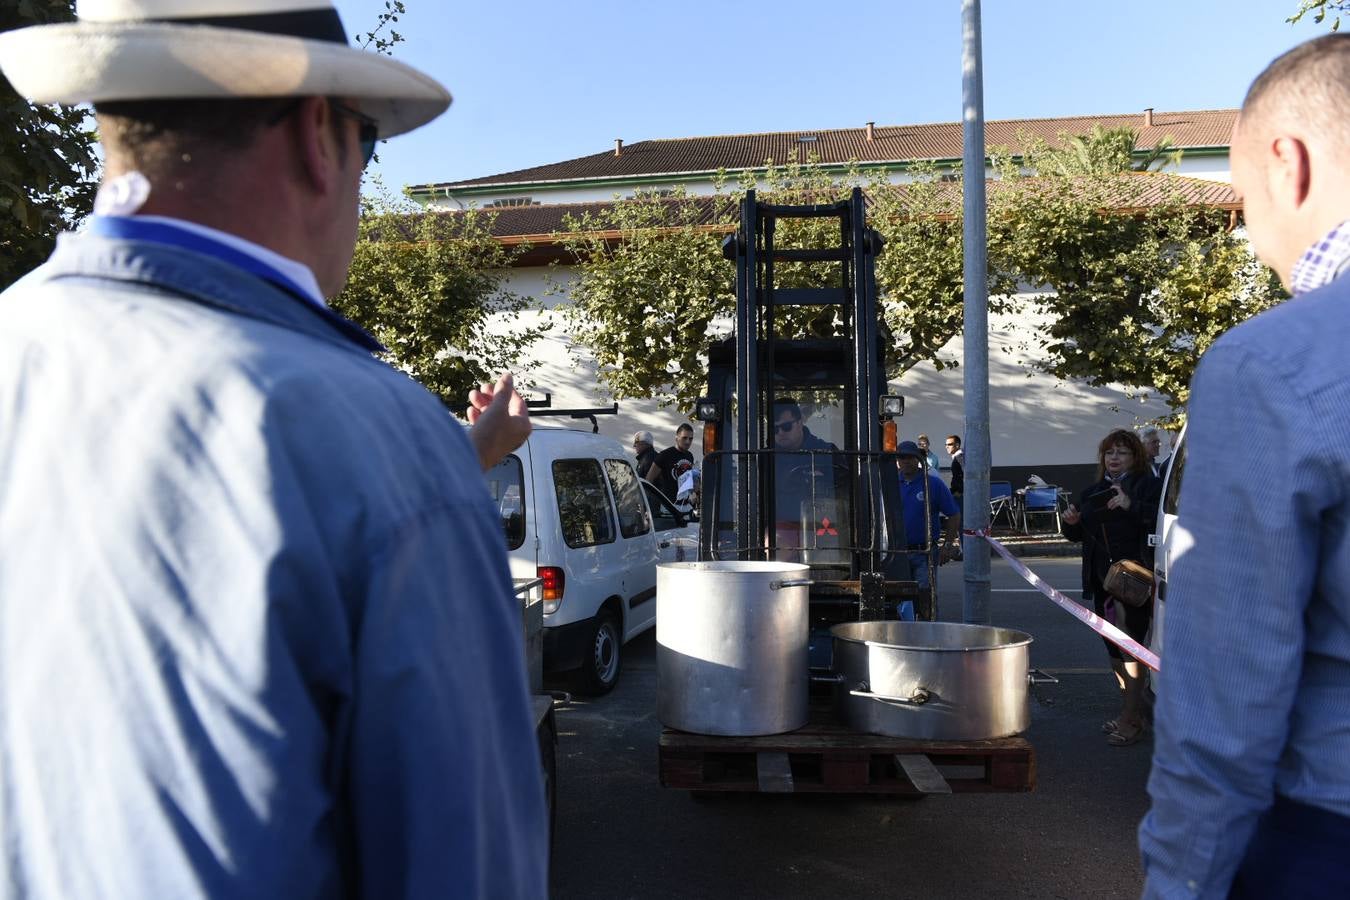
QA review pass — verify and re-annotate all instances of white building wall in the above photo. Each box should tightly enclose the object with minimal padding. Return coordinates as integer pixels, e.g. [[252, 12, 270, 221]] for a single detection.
[[491, 266, 1173, 471]]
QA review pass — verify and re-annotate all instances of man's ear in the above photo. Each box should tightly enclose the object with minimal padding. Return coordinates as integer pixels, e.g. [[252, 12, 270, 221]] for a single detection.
[[1270, 135, 1312, 210], [294, 96, 343, 195]]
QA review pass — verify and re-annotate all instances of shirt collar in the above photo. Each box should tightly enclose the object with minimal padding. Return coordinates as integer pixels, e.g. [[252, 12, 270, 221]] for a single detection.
[[1289, 218, 1350, 296], [96, 215, 327, 310]]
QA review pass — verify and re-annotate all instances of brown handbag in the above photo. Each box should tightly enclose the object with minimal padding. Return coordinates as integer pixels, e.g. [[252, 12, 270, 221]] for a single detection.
[[1097, 520, 1154, 608], [1103, 558, 1154, 608]]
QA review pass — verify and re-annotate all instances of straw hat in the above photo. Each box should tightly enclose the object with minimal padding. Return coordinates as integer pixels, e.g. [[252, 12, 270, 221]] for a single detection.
[[0, 0, 451, 138]]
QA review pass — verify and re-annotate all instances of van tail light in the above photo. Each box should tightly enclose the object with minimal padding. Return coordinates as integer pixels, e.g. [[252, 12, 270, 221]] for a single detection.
[[539, 566, 564, 614], [882, 420, 898, 452], [702, 422, 718, 455]]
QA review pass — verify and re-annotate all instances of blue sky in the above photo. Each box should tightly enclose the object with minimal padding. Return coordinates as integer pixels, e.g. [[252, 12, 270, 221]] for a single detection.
[[332, 0, 1327, 195]]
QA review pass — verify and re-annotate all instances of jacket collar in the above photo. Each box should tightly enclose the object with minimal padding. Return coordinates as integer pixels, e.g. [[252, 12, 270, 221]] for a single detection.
[[41, 230, 384, 354]]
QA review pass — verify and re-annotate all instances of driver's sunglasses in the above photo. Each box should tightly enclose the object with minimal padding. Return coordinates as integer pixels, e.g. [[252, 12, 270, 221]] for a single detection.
[[267, 99, 379, 168], [329, 100, 379, 168], [775, 418, 800, 434]]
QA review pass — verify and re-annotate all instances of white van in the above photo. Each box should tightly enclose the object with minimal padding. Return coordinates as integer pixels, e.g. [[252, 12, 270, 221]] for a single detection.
[[1150, 427, 1190, 684], [484, 427, 698, 695]]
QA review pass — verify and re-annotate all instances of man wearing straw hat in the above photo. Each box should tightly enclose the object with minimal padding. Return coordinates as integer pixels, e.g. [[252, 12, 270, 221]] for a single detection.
[[0, 2, 546, 896]]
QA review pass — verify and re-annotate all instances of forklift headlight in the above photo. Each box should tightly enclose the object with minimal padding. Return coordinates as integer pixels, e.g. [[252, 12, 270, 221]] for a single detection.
[[880, 394, 904, 419], [695, 397, 721, 422]]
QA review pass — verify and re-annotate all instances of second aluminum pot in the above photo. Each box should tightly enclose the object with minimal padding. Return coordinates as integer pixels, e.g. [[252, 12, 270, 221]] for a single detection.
[[657, 561, 810, 736], [831, 621, 1033, 741]]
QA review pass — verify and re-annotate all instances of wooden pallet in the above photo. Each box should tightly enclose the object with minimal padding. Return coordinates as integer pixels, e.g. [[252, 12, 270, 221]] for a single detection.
[[659, 704, 1035, 796]]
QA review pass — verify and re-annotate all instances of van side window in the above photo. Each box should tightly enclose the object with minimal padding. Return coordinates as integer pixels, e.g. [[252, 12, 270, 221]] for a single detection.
[[603, 459, 651, 538], [553, 459, 616, 548], [486, 454, 526, 550], [1163, 439, 1186, 516]]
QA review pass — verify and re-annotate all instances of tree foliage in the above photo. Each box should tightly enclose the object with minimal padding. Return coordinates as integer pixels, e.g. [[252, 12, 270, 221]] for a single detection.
[[0, 0, 99, 290], [556, 128, 1286, 423], [556, 156, 1017, 409], [332, 187, 549, 407], [1001, 133, 1286, 419], [1290, 1, 1349, 30]]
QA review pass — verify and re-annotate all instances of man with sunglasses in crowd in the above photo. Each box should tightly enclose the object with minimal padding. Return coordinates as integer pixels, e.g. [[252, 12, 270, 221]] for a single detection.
[[769, 399, 838, 558], [0, 2, 545, 897]]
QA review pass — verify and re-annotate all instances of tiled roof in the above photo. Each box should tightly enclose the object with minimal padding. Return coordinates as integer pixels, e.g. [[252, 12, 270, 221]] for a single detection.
[[448, 174, 1239, 245], [418, 109, 1236, 192]]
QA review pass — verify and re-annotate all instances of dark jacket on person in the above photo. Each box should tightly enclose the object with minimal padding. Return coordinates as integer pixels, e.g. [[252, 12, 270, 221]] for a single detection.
[[1062, 471, 1163, 594], [635, 446, 657, 480]]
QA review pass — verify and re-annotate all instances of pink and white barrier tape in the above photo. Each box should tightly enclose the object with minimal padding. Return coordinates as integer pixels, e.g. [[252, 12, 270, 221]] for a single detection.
[[964, 529, 1161, 672]]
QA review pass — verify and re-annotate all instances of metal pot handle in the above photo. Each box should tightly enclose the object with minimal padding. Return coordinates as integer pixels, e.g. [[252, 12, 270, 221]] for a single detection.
[[849, 682, 932, 705], [769, 579, 814, 590]]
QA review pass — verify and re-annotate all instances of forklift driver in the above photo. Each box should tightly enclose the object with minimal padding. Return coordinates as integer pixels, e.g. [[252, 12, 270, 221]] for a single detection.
[[771, 399, 839, 561], [772, 399, 836, 453]]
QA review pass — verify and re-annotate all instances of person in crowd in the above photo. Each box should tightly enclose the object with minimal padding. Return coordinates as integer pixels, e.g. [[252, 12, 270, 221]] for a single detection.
[[1140, 34, 1350, 898], [945, 434, 965, 500], [917, 433, 941, 473], [633, 430, 658, 480], [896, 441, 961, 618], [1141, 427, 1164, 477], [1061, 430, 1161, 748], [0, 3, 547, 896], [645, 422, 694, 499]]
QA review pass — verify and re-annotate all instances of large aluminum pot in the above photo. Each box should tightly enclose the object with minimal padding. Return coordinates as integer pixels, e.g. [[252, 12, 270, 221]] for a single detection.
[[831, 621, 1033, 741], [657, 561, 810, 736]]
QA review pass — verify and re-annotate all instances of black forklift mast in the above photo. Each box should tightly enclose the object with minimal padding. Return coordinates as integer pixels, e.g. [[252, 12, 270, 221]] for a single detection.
[[709, 187, 913, 620]]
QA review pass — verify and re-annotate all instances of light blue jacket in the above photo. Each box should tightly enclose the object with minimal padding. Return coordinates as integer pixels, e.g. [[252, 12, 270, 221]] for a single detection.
[[0, 230, 548, 898], [1140, 274, 1350, 898]]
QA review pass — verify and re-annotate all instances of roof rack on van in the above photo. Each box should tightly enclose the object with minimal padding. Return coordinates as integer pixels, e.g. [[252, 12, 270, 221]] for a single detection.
[[527, 393, 619, 434]]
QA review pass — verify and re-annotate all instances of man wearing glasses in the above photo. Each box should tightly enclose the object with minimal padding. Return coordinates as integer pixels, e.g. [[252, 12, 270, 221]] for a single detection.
[[770, 399, 838, 558], [945, 434, 965, 501], [0, 2, 545, 897], [773, 398, 836, 453]]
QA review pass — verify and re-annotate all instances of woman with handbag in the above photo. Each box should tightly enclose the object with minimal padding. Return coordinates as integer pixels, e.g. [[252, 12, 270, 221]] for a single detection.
[[1062, 429, 1163, 746]]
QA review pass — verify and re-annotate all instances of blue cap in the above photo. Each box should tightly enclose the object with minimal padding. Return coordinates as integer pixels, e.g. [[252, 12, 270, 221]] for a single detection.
[[898, 440, 923, 459]]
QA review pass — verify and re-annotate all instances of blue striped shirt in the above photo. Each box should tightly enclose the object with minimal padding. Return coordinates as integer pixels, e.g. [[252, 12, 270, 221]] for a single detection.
[[1289, 218, 1350, 295], [1138, 252, 1350, 898]]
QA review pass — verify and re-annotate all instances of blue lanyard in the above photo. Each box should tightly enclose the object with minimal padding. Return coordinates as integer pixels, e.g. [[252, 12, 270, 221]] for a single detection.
[[88, 216, 319, 307]]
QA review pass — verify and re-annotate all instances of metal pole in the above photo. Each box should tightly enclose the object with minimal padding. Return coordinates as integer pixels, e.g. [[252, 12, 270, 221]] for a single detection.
[[960, 0, 992, 625]]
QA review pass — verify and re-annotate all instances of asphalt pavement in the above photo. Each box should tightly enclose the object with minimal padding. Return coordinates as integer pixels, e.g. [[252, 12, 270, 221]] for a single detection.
[[546, 554, 1154, 899]]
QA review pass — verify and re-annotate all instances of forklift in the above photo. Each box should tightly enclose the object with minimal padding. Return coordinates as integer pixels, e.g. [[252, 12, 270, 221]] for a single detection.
[[660, 188, 1035, 797], [693, 187, 933, 651]]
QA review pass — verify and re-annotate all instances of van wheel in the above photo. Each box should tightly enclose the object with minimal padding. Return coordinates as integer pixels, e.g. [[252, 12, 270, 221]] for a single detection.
[[575, 611, 622, 696]]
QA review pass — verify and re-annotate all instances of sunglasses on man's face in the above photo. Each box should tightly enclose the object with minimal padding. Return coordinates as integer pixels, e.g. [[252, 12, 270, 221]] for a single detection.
[[775, 419, 799, 434], [268, 98, 379, 169], [329, 100, 379, 168]]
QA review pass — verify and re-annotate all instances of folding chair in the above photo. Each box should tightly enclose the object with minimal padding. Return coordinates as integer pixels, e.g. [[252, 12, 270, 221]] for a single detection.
[[989, 481, 1014, 527], [1020, 485, 1062, 533]]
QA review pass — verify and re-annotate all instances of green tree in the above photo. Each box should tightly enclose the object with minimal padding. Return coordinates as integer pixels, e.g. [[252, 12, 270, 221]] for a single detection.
[[0, 0, 99, 289], [332, 186, 549, 407], [1019, 125, 1180, 176], [555, 187, 735, 410], [1290, 1, 1349, 29], [1000, 138, 1286, 418], [555, 156, 1012, 409], [869, 162, 1019, 374]]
